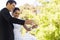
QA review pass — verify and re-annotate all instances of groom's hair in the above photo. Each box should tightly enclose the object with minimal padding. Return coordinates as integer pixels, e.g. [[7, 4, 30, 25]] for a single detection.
[[13, 7, 20, 13], [6, 0, 16, 6]]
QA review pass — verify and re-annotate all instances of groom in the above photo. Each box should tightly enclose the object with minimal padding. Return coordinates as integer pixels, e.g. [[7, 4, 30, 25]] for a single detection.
[[0, 0, 33, 40]]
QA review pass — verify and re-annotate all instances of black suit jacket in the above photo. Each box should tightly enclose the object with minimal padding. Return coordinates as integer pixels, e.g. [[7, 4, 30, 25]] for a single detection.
[[0, 8, 25, 40]]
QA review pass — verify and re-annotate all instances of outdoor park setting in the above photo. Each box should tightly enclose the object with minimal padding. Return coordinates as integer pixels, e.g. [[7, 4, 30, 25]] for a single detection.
[[0, 0, 60, 40]]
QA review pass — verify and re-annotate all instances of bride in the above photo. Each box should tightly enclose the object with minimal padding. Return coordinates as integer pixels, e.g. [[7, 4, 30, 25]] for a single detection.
[[12, 7, 31, 40], [12, 7, 37, 40], [12, 7, 23, 40]]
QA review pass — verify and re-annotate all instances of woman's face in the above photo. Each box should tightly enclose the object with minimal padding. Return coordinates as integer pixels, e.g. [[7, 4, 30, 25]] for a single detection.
[[13, 10, 20, 18]]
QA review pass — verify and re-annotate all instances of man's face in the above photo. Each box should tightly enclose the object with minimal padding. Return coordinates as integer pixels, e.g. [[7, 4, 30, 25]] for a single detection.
[[9, 3, 16, 11]]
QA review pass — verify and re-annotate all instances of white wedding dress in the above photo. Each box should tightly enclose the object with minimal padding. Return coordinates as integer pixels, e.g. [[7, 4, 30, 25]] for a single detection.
[[13, 23, 37, 40], [13, 23, 23, 40], [10, 12, 23, 40], [23, 32, 37, 40]]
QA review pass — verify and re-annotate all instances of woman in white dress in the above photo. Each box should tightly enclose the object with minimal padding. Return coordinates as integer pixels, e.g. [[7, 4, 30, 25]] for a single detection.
[[12, 7, 32, 40], [12, 7, 37, 40], [12, 7, 23, 40]]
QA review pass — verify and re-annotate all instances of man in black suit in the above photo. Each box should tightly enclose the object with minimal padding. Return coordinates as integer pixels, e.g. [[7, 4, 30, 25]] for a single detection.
[[0, 0, 33, 40]]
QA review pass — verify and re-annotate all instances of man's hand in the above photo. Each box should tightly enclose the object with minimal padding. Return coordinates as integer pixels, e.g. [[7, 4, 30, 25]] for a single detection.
[[25, 20, 33, 24], [32, 24, 38, 29]]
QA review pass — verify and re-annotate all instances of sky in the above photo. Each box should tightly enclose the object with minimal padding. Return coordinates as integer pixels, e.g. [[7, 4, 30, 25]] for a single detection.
[[0, 0, 43, 10], [0, 0, 50, 10]]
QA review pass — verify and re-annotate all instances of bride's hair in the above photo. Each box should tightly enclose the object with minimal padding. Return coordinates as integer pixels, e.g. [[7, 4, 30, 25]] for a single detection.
[[13, 7, 20, 13]]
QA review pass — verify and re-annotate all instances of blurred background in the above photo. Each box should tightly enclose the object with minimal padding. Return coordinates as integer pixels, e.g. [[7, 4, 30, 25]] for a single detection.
[[0, 0, 60, 40]]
